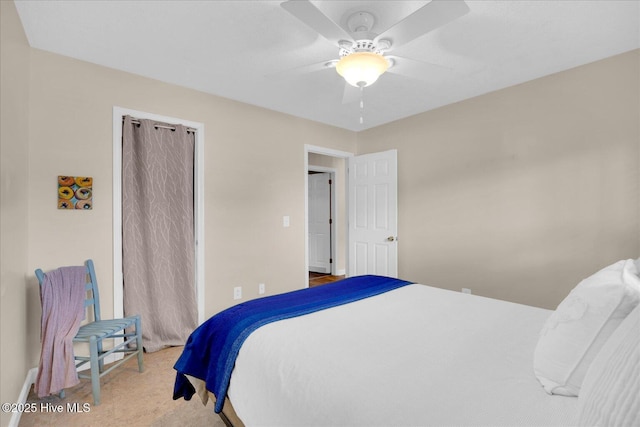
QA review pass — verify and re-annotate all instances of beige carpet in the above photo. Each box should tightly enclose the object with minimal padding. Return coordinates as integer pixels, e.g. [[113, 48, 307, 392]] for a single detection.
[[20, 346, 225, 426]]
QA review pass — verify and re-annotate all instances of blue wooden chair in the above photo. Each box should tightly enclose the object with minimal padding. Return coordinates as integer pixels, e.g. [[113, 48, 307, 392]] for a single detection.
[[35, 259, 144, 405]]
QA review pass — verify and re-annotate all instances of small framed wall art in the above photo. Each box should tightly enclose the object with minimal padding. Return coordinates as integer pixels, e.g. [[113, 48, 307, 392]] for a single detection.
[[58, 176, 93, 210]]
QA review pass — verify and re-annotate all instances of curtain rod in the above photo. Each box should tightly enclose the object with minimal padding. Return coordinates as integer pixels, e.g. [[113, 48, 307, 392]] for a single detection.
[[124, 117, 196, 133]]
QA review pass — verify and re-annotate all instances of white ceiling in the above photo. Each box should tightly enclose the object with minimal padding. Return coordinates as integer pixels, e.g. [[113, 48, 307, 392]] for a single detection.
[[14, 0, 640, 132]]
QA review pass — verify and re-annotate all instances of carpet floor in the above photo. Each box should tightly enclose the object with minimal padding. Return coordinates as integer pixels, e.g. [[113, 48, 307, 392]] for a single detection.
[[19, 346, 224, 427]]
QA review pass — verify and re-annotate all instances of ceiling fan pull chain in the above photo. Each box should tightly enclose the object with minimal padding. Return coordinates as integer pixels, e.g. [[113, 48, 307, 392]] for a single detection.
[[359, 86, 364, 125]]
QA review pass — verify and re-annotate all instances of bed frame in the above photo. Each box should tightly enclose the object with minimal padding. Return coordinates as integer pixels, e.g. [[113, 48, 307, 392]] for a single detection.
[[211, 393, 244, 427]]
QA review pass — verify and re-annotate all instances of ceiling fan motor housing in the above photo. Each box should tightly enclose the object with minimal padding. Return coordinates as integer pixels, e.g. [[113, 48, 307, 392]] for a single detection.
[[339, 10, 392, 56], [339, 38, 391, 57]]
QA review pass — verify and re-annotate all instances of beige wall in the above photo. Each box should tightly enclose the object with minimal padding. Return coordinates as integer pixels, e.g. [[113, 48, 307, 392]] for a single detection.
[[358, 50, 640, 309], [0, 2, 31, 426]]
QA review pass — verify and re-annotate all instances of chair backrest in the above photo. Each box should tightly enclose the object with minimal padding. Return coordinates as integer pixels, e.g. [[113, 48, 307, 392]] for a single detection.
[[35, 259, 102, 322]]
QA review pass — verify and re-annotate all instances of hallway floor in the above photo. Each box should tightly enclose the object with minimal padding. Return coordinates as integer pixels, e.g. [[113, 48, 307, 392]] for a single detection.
[[308, 272, 345, 287]]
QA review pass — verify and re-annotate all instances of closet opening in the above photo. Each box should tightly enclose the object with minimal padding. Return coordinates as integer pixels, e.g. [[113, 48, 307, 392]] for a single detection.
[[112, 107, 205, 355]]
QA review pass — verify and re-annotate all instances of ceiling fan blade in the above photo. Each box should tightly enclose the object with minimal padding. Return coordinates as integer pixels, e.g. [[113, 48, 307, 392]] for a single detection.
[[281, 0, 353, 45], [342, 83, 361, 104], [266, 59, 337, 79], [375, 0, 469, 48], [385, 55, 451, 82]]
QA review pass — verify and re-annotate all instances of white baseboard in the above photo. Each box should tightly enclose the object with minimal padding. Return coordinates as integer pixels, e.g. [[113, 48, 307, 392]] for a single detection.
[[9, 353, 121, 426], [336, 268, 346, 276], [9, 367, 38, 427]]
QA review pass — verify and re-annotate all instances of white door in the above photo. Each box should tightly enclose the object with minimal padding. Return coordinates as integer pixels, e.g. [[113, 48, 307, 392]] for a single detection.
[[308, 173, 331, 273], [348, 150, 398, 277]]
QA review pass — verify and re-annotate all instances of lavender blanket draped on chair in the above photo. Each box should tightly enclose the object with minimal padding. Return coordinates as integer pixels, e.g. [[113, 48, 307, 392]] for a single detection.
[[35, 266, 87, 397]]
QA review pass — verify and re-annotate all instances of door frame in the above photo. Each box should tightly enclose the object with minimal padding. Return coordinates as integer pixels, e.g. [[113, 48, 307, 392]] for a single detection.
[[304, 144, 353, 287], [112, 106, 205, 325], [308, 168, 336, 275]]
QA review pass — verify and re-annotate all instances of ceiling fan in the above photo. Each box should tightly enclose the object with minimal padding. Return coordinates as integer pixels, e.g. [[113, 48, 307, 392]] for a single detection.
[[280, 0, 470, 102]]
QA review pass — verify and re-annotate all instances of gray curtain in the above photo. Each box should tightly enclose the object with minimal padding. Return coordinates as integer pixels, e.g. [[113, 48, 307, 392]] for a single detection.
[[122, 115, 197, 352]]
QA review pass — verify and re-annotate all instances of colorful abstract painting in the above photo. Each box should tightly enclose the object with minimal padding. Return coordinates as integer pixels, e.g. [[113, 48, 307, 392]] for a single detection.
[[58, 176, 93, 210]]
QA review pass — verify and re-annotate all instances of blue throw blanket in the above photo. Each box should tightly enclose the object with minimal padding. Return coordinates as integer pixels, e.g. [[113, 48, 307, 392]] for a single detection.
[[173, 275, 412, 413]]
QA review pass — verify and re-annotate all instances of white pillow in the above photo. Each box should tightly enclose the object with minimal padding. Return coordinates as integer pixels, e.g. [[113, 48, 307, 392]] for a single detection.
[[533, 259, 640, 396], [576, 304, 639, 426]]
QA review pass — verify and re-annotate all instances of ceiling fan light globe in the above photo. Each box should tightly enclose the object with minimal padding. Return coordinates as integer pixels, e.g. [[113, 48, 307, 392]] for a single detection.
[[336, 52, 389, 88]]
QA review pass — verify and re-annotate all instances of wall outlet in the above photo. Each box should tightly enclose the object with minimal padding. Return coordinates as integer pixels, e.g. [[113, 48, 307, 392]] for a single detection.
[[258, 283, 265, 295], [233, 286, 242, 300], [461, 288, 472, 294], [283, 215, 290, 227]]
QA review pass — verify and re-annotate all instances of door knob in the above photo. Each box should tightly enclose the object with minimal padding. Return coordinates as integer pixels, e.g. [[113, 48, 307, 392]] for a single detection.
[[387, 236, 396, 242]]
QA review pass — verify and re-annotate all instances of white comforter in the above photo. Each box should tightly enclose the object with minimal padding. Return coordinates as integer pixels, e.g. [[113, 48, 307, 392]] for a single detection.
[[227, 284, 578, 426]]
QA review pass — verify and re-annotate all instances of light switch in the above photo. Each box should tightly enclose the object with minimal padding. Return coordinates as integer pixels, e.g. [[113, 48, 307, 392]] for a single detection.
[[283, 216, 290, 227]]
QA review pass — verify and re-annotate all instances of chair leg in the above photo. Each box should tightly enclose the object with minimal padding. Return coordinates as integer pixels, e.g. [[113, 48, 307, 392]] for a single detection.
[[89, 336, 101, 405], [135, 315, 144, 372], [97, 337, 105, 373]]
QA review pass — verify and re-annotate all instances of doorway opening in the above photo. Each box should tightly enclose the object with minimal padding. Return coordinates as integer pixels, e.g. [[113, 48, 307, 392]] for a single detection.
[[112, 107, 205, 330], [304, 144, 353, 287], [308, 170, 334, 275]]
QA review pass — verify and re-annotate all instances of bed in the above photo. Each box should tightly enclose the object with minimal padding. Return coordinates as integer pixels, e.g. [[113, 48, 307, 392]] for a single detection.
[[174, 260, 640, 427]]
